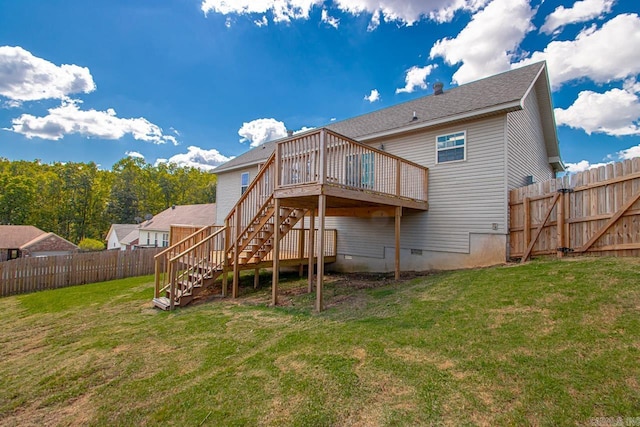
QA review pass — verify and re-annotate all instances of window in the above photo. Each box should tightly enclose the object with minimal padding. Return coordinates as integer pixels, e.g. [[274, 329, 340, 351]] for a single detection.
[[162, 233, 169, 247], [436, 131, 466, 163], [241, 172, 250, 194], [361, 153, 374, 188], [346, 153, 375, 189], [154, 233, 158, 247]]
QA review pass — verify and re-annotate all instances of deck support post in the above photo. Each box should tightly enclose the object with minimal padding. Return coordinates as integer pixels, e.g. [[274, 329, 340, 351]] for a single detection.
[[254, 268, 260, 289], [222, 223, 230, 297], [395, 206, 401, 280], [272, 198, 281, 306], [308, 210, 315, 293], [232, 205, 242, 298], [316, 194, 326, 312]]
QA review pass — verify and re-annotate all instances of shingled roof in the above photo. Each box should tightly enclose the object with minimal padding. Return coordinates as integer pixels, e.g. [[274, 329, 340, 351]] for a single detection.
[[214, 61, 559, 173], [0, 225, 46, 248], [138, 203, 217, 232]]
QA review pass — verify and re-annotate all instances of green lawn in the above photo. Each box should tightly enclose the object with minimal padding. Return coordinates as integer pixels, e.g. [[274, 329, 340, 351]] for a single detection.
[[1, 257, 639, 426]]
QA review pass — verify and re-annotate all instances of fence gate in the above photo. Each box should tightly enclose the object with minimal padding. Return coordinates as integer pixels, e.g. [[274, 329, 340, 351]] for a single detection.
[[509, 158, 640, 261]]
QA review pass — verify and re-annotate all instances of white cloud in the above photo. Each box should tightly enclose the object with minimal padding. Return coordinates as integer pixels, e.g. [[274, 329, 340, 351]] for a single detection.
[[321, 9, 340, 28], [126, 151, 145, 159], [564, 160, 610, 173], [541, 0, 614, 35], [396, 65, 437, 94], [159, 146, 233, 171], [430, 0, 535, 85], [255, 16, 269, 26], [6, 99, 179, 144], [0, 46, 95, 102], [238, 118, 288, 147], [367, 10, 381, 31], [294, 126, 315, 134], [554, 88, 640, 136], [618, 145, 640, 160], [201, 0, 490, 26], [514, 13, 640, 89], [364, 89, 380, 102]]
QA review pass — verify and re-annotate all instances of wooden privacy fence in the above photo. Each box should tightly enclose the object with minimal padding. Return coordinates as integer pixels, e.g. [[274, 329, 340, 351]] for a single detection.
[[510, 158, 640, 261], [0, 248, 162, 297]]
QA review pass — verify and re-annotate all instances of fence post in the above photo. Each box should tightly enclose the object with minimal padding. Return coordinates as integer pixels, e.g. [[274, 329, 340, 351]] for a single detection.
[[557, 191, 565, 258]]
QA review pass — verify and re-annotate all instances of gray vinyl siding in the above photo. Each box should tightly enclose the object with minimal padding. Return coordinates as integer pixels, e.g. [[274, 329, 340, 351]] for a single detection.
[[327, 115, 508, 257], [215, 166, 258, 225], [506, 87, 554, 189]]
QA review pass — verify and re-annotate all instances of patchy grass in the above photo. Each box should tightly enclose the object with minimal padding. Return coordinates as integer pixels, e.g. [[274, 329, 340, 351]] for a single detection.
[[1, 257, 639, 426]]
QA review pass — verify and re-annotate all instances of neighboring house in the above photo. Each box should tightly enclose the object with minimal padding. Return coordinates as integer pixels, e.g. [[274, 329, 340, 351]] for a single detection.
[[213, 62, 563, 272], [0, 225, 78, 261], [105, 224, 139, 250], [137, 204, 217, 248]]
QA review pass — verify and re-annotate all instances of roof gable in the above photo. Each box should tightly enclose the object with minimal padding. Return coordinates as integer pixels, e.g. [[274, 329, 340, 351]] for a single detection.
[[138, 203, 217, 232], [21, 232, 78, 251], [107, 224, 139, 242]]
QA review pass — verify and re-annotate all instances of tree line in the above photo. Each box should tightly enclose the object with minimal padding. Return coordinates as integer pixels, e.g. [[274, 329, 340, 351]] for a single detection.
[[0, 157, 217, 244]]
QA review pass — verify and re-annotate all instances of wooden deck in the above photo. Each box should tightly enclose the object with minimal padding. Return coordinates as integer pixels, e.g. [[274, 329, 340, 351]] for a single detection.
[[156, 128, 429, 311]]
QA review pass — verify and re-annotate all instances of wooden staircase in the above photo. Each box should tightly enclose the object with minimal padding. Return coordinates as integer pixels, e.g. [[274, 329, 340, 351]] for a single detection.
[[153, 152, 311, 310], [153, 226, 226, 310]]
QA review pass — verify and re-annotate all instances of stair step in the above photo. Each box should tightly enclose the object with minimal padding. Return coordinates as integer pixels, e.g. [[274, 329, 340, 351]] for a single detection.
[[152, 297, 172, 310]]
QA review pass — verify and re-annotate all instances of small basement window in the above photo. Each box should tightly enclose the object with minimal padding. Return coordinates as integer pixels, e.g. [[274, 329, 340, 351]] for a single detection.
[[436, 131, 466, 164], [241, 172, 250, 194]]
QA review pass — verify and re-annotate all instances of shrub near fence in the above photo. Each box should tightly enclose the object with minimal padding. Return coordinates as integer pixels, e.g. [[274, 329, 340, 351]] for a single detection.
[[510, 157, 640, 260], [0, 248, 162, 297]]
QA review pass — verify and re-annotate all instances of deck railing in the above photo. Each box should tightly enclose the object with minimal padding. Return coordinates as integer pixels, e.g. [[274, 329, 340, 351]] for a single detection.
[[277, 129, 428, 202]]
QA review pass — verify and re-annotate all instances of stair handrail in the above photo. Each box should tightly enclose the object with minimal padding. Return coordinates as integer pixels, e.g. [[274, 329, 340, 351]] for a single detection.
[[163, 226, 227, 310], [224, 152, 276, 223], [169, 226, 226, 263], [154, 225, 220, 299]]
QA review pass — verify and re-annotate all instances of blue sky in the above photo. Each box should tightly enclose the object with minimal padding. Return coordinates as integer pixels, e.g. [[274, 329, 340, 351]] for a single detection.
[[1, 0, 639, 173]]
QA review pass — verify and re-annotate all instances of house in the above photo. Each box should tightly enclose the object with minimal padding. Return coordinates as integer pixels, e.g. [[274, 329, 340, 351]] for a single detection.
[[154, 61, 563, 311], [0, 225, 78, 261], [137, 204, 217, 248], [214, 61, 562, 269], [105, 224, 139, 250]]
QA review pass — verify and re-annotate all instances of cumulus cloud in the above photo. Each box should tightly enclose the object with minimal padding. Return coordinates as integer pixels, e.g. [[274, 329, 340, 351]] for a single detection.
[[554, 88, 640, 136], [6, 99, 179, 144], [618, 145, 640, 160], [367, 9, 381, 31], [238, 118, 288, 147], [364, 89, 380, 102], [564, 160, 610, 173], [158, 146, 233, 171], [541, 0, 614, 35], [255, 16, 269, 26], [321, 9, 340, 28], [430, 0, 534, 85], [201, 0, 490, 27], [514, 13, 640, 89], [0, 46, 95, 102], [396, 65, 437, 94], [126, 151, 145, 159]]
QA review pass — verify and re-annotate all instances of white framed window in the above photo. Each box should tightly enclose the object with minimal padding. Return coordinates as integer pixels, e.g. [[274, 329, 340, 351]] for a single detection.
[[241, 172, 250, 194], [162, 233, 169, 247], [436, 131, 466, 164]]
